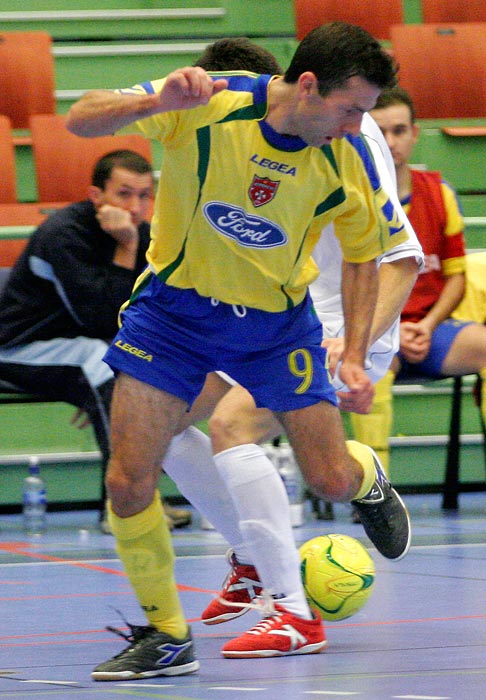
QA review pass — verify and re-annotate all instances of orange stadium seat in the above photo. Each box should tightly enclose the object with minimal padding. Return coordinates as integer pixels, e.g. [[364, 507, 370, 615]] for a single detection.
[[0, 115, 17, 203], [0, 202, 71, 267], [421, 0, 486, 23], [0, 32, 56, 130], [390, 23, 486, 119], [29, 114, 153, 203], [294, 0, 403, 41]]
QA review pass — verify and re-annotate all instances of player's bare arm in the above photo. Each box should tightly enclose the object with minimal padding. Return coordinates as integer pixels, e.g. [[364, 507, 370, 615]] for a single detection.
[[340, 259, 377, 395], [419, 272, 465, 335], [66, 67, 229, 137], [369, 255, 418, 344], [341, 260, 377, 366], [400, 272, 465, 363], [322, 254, 419, 376], [96, 204, 140, 270], [97, 204, 138, 245]]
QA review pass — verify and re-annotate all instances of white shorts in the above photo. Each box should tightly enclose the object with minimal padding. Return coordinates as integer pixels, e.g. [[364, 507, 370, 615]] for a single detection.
[[320, 315, 399, 393]]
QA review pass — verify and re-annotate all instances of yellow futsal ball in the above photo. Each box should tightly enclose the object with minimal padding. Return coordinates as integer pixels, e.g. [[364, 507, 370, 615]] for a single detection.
[[299, 534, 375, 621]]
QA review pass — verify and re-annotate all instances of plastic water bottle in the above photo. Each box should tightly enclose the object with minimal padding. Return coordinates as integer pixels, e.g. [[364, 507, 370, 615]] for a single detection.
[[22, 457, 47, 535], [266, 442, 305, 527]]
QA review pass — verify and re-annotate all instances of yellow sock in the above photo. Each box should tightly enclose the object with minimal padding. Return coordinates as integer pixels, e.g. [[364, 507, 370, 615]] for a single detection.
[[479, 367, 486, 427], [108, 493, 187, 638], [346, 439, 377, 500], [349, 369, 394, 476]]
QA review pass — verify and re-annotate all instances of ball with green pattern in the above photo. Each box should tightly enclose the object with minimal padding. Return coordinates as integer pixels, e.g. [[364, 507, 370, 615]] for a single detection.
[[300, 534, 375, 621]]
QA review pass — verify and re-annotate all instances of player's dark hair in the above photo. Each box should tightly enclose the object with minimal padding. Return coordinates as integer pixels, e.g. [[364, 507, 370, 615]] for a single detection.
[[92, 149, 153, 189], [373, 84, 416, 123], [194, 37, 283, 74], [285, 22, 397, 96]]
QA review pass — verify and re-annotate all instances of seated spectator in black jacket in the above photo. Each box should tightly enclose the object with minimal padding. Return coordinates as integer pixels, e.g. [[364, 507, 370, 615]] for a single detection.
[[0, 149, 191, 531]]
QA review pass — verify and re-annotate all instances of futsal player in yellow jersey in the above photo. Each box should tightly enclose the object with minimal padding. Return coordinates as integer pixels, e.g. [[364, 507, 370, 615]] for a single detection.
[[67, 23, 415, 678], [107, 78, 407, 312]]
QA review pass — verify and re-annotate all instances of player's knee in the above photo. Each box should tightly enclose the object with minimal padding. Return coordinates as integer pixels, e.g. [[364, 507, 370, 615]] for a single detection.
[[105, 458, 158, 512], [209, 411, 244, 452], [305, 463, 355, 503]]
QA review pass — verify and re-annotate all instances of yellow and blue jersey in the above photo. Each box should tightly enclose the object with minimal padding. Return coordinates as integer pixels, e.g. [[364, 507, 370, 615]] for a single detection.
[[117, 72, 408, 312]]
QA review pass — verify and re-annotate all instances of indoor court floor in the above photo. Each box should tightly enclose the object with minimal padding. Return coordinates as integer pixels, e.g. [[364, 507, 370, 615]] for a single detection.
[[1, 492, 486, 700]]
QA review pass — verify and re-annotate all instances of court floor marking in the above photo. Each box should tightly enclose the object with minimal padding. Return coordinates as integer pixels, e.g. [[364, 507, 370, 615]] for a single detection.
[[208, 687, 266, 692], [0, 542, 125, 576], [1, 538, 485, 565], [21, 679, 81, 686], [2, 657, 484, 698], [410, 542, 486, 552], [0, 544, 219, 596], [393, 696, 450, 699], [303, 693, 360, 696]]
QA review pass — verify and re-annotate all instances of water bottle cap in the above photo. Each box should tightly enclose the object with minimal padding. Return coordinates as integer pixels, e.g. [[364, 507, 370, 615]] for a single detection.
[[29, 457, 40, 474]]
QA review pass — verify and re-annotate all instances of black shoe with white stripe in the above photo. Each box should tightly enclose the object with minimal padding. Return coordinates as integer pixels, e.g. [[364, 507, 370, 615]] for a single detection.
[[352, 450, 411, 560], [92, 622, 199, 681]]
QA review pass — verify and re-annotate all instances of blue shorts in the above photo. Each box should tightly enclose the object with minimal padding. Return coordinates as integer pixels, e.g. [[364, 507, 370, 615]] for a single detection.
[[104, 275, 337, 411], [397, 318, 473, 379]]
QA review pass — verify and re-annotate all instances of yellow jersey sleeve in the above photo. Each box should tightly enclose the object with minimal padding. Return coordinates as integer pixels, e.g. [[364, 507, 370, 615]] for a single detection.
[[330, 137, 408, 263]]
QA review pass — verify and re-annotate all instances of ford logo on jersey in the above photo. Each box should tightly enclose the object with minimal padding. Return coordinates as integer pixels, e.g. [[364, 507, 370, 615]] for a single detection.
[[203, 202, 287, 249]]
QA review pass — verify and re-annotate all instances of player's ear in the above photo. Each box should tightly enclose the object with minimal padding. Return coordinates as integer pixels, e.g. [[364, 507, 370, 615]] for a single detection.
[[298, 72, 319, 97], [88, 185, 103, 207]]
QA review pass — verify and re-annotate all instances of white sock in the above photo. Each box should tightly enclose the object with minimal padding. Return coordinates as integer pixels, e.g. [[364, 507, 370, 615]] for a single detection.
[[162, 427, 251, 562], [214, 443, 311, 619]]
